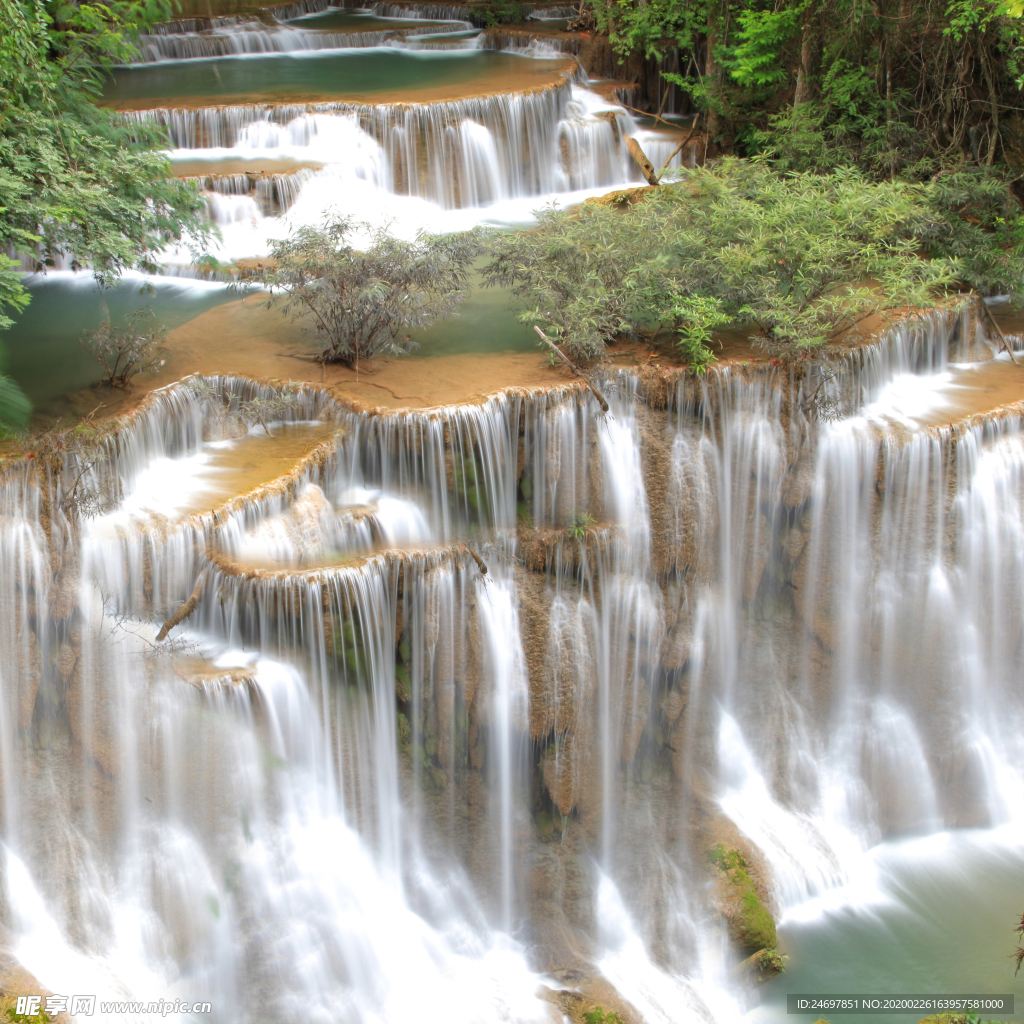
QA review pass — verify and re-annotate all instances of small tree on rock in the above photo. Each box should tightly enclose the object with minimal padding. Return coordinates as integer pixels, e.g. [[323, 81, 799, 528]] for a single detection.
[[80, 307, 166, 388], [262, 220, 478, 367]]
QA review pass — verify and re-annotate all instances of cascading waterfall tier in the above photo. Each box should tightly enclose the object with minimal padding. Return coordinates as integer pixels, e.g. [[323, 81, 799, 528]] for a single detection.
[[126, 79, 663, 245], [146, 1, 576, 44], [134, 20, 476, 62], [123, 76, 576, 151], [111, 13, 694, 262], [3, 304, 1022, 1021]]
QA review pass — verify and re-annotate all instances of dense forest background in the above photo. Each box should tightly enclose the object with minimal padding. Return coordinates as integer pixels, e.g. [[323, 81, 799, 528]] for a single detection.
[[577, 0, 1024, 179]]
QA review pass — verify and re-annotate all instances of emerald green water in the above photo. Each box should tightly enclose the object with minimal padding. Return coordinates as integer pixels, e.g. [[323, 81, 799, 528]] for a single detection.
[[2, 275, 233, 406], [0, 272, 533, 411], [406, 274, 535, 357], [104, 49, 565, 107], [753, 832, 1024, 1024]]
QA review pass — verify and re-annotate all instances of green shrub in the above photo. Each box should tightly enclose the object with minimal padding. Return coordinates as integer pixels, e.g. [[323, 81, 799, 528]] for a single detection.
[[709, 842, 747, 872], [80, 306, 166, 389], [261, 219, 478, 367], [481, 159, 1024, 363], [754, 947, 786, 977], [567, 512, 595, 541]]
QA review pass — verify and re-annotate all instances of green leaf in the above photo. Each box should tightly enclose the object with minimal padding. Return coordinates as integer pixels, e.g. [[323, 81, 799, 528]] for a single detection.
[[0, 374, 31, 434]]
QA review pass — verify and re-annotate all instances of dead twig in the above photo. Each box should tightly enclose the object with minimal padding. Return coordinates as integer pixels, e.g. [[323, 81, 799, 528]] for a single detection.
[[656, 114, 701, 179], [533, 326, 610, 413], [464, 545, 488, 576], [156, 570, 208, 642], [981, 297, 1019, 364], [618, 102, 679, 128]]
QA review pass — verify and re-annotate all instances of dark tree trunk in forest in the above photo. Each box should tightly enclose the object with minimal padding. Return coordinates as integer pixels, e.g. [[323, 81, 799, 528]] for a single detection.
[[705, 0, 729, 148], [794, 2, 822, 107]]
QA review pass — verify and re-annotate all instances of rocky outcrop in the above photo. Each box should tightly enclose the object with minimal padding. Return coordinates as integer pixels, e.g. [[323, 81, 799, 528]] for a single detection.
[[708, 842, 777, 953], [735, 947, 786, 984]]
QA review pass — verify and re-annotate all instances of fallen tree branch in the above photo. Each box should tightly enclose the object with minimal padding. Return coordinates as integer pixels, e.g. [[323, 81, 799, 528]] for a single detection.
[[156, 570, 208, 642], [618, 103, 679, 128], [656, 114, 701, 179], [980, 296, 1019, 364], [626, 137, 660, 187], [464, 545, 488, 576], [534, 327, 610, 413]]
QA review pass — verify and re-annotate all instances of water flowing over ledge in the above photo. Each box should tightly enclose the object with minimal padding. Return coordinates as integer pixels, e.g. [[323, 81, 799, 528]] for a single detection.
[[119, 78, 678, 257], [146, 0, 576, 40], [122, 75, 576, 148], [3, 306, 1024, 1021], [134, 21, 477, 62]]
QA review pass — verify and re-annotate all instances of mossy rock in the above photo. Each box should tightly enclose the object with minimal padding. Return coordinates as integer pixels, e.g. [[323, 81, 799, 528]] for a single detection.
[[918, 1015, 968, 1024], [735, 947, 786, 984], [708, 844, 777, 952], [584, 185, 657, 210]]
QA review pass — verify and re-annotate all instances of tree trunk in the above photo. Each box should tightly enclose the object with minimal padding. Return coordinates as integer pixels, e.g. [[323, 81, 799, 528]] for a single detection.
[[898, 0, 913, 42], [704, 4, 722, 144], [627, 137, 660, 185], [793, 3, 821, 107]]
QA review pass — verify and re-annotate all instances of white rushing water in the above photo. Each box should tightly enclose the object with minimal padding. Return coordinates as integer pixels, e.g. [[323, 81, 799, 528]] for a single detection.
[[148, 80, 679, 259], [3, 310, 1024, 1020], [115, 9, 695, 264], [4, 4, 1023, 1014]]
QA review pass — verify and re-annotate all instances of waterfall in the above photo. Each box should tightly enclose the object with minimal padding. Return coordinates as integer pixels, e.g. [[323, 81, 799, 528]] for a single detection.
[[134, 21, 476, 62], [137, 80, 650, 254], [140, 82, 613, 197], [4, 308, 1024, 1018]]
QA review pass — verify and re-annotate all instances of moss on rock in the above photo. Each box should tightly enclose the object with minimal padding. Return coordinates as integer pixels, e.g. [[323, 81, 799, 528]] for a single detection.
[[735, 947, 786, 984], [708, 843, 777, 952]]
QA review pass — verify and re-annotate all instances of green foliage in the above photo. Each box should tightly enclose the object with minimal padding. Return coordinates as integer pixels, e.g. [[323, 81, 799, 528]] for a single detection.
[[594, 0, 1024, 173], [753, 947, 786, 976], [582, 1009, 623, 1024], [709, 842, 777, 951], [261, 220, 478, 366], [709, 842, 746, 871], [80, 307, 166, 388], [567, 511, 595, 540], [728, 4, 803, 90], [0, 374, 32, 436], [0, 0, 208, 292], [660, 292, 723, 367], [0, 0, 209, 431], [5, 1007, 51, 1024], [468, 0, 532, 27], [918, 167, 1024, 296], [592, 0, 705, 63], [484, 160, 1015, 362]]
